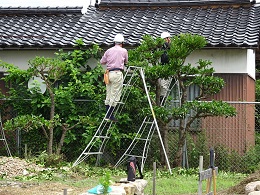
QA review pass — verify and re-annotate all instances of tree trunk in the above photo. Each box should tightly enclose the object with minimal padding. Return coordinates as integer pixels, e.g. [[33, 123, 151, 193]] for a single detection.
[[48, 126, 54, 155], [174, 126, 186, 167], [159, 124, 169, 166], [56, 125, 68, 155], [47, 86, 55, 155]]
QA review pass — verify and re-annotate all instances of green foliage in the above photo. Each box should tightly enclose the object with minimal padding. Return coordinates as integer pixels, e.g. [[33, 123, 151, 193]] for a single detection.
[[28, 151, 65, 168], [144, 170, 247, 195], [166, 100, 236, 121], [0, 33, 239, 169], [99, 172, 111, 195], [14, 169, 56, 181], [174, 167, 198, 176], [256, 79, 260, 101], [214, 143, 260, 174], [128, 33, 237, 167], [186, 131, 209, 168], [0, 38, 142, 161], [169, 33, 207, 60], [0, 40, 104, 157], [4, 157, 247, 195], [4, 115, 47, 132]]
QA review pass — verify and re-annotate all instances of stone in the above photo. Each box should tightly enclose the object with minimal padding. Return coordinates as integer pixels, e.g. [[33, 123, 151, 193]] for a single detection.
[[120, 183, 135, 195], [245, 181, 260, 194], [119, 178, 148, 195], [65, 178, 148, 195], [248, 192, 260, 195], [109, 186, 126, 195]]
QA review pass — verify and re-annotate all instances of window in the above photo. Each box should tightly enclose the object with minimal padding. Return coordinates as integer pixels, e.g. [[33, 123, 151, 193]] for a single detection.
[[168, 80, 201, 131]]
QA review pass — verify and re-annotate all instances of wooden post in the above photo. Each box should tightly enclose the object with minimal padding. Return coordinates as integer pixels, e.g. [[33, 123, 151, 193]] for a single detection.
[[206, 175, 212, 193], [210, 148, 217, 195], [153, 162, 156, 195], [198, 151, 218, 195], [24, 144, 28, 159], [198, 156, 203, 195]]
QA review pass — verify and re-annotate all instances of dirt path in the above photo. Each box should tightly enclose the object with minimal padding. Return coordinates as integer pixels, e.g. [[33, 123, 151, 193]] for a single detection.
[[0, 181, 87, 195]]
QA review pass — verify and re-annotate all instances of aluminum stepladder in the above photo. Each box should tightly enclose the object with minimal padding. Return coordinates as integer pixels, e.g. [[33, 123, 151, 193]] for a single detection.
[[114, 76, 180, 174], [73, 66, 173, 174], [73, 66, 144, 167], [0, 113, 12, 157]]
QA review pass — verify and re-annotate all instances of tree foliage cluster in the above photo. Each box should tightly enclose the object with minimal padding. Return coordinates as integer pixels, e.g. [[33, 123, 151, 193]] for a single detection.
[[0, 34, 236, 167], [128, 33, 236, 166], [0, 39, 106, 157]]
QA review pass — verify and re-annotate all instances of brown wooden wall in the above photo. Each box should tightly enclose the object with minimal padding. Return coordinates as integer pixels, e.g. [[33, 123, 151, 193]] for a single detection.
[[202, 74, 255, 154], [212, 73, 255, 102]]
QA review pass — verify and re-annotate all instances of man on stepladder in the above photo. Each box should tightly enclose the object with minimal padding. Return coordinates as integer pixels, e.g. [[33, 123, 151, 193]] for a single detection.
[[159, 32, 171, 105], [100, 34, 128, 122]]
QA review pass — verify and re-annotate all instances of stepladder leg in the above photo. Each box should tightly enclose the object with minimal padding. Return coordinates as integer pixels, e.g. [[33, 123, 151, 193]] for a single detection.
[[212, 169, 217, 195]]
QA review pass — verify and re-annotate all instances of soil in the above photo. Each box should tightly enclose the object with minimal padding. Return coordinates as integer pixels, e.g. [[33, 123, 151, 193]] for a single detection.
[[223, 170, 260, 194], [0, 181, 87, 195], [1, 156, 260, 195], [0, 156, 89, 195]]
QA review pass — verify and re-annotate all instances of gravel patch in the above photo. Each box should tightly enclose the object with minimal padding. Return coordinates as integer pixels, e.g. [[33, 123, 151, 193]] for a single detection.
[[0, 156, 44, 179]]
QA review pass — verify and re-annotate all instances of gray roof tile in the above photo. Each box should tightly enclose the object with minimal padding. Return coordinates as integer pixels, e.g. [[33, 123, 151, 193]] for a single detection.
[[0, 3, 260, 49], [99, 0, 251, 7]]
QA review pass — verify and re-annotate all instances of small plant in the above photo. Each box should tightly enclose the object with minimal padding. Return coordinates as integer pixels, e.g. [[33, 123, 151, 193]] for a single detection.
[[28, 151, 65, 168], [99, 172, 111, 194]]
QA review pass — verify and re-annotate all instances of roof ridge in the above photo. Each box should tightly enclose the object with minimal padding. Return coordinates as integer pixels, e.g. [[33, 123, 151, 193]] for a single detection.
[[98, 0, 252, 7], [0, 6, 83, 15]]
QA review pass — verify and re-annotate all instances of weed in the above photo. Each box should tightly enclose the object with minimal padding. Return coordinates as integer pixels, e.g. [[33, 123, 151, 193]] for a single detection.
[[99, 172, 111, 194]]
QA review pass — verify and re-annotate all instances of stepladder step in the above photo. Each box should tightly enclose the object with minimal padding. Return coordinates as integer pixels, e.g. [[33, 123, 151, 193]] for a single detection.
[[94, 135, 110, 139], [83, 152, 103, 155], [125, 154, 147, 158]]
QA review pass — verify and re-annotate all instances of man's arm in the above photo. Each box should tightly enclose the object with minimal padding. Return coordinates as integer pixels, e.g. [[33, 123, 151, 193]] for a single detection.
[[100, 52, 107, 65], [124, 50, 128, 64]]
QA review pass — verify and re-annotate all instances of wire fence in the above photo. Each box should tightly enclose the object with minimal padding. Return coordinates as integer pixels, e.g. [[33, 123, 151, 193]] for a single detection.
[[147, 102, 260, 173], [1, 101, 260, 173]]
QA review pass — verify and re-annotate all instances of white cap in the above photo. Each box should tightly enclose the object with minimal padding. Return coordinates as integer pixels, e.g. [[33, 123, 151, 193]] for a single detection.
[[161, 32, 171, 39], [113, 34, 124, 43]]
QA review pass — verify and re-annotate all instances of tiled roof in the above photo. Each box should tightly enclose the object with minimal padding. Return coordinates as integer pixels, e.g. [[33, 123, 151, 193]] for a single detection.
[[0, 2, 260, 49], [99, 0, 252, 7], [0, 7, 84, 48]]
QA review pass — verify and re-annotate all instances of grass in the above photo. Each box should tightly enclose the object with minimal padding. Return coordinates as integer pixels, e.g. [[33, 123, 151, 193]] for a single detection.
[[143, 171, 247, 195], [52, 165, 247, 195], [40, 168, 246, 195], [1, 157, 248, 195]]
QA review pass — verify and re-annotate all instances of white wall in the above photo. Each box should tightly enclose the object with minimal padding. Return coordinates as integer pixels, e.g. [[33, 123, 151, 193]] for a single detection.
[[0, 50, 57, 70], [186, 48, 255, 79], [247, 49, 256, 79], [0, 48, 255, 79], [0, 49, 98, 71]]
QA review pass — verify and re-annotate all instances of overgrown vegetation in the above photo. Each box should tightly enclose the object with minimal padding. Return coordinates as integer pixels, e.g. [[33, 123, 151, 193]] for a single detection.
[[99, 172, 111, 195], [128, 33, 236, 166], [186, 132, 260, 174], [1, 33, 260, 174], [0, 156, 248, 195], [0, 40, 105, 157]]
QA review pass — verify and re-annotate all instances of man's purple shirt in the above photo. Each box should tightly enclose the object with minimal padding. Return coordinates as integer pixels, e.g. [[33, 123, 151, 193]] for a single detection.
[[100, 45, 128, 70]]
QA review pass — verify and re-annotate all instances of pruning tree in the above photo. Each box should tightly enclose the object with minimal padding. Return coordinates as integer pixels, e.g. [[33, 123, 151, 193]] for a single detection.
[[0, 40, 105, 156], [128, 33, 236, 167]]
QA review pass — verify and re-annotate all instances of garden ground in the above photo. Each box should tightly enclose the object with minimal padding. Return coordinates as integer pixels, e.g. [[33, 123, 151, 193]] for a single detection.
[[0, 181, 86, 195], [1, 156, 259, 195]]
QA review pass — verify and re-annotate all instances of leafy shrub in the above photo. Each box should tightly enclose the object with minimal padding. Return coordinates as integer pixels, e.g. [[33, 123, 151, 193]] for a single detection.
[[28, 151, 65, 168], [99, 172, 111, 195], [214, 143, 260, 173]]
